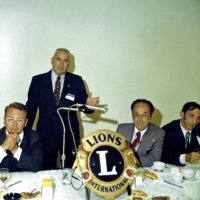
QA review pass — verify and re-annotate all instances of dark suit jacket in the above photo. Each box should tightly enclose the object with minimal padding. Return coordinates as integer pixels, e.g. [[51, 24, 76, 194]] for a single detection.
[[116, 123, 165, 167], [161, 120, 200, 166], [26, 70, 88, 167], [0, 127, 43, 172]]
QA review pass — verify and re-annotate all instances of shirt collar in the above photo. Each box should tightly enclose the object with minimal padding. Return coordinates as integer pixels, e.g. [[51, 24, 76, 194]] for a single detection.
[[180, 121, 191, 137], [134, 126, 148, 138], [51, 70, 65, 82]]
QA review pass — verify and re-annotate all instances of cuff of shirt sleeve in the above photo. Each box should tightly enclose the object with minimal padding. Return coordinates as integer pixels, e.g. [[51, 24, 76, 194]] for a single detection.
[[0, 146, 7, 162], [180, 154, 186, 164], [13, 147, 22, 161]]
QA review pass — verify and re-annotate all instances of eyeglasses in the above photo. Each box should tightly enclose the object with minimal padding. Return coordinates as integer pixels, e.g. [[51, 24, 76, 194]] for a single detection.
[[5, 117, 25, 124], [133, 114, 150, 120]]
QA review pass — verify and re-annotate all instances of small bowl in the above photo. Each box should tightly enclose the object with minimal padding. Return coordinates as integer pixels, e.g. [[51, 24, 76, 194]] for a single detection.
[[182, 168, 195, 180], [153, 161, 165, 171]]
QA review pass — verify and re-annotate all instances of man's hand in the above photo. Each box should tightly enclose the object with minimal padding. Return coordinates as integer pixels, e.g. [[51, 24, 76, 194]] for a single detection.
[[86, 93, 100, 106], [185, 152, 200, 163], [1, 134, 19, 153]]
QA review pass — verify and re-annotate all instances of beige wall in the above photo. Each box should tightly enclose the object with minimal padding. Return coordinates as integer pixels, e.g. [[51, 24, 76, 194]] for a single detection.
[[0, 0, 199, 136]]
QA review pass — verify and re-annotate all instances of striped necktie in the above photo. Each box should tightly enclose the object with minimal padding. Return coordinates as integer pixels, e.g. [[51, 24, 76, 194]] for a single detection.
[[185, 132, 190, 149], [54, 76, 61, 105], [131, 132, 141, 149]]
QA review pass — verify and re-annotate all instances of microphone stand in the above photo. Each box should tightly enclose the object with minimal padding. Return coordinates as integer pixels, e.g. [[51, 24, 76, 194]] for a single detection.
[[57, 104, 90, 200], [57, 104, 106, 200], [57, 104, 79, 169]]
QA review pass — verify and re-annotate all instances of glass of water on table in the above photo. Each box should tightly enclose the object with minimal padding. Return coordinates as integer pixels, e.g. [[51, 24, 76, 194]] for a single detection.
[[0, 168, 11, 189]]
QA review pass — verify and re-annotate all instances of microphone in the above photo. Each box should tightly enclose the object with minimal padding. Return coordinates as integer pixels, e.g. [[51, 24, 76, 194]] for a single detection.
[[76, 104, 107, 113], [78, 105, 94, 114]]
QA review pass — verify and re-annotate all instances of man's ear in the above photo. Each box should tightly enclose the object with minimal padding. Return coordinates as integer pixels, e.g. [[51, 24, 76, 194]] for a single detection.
[[180, 111, 184, 119], [24, 118, 28, 127], [3, 117, 6, 125]]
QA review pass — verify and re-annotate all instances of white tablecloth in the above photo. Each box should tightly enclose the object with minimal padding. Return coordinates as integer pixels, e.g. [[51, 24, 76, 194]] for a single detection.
[[1, 161, 200, 200], [2, 169, 127, 200]]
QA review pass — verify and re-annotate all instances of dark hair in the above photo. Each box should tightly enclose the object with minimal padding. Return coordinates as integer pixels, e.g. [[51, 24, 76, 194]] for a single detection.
[[131, 99, 155, 115], [5, 102, 27, 116], [181, 102, 200, 114]]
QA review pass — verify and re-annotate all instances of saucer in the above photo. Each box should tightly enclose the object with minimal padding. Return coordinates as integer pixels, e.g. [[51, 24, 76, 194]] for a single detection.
[[183, 177, 195, 181], [151, 166, 167, 174]]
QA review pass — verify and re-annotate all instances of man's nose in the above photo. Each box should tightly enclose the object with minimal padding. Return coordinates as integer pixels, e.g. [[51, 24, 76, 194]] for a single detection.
[[60, 60, 64, 65], [12, 120, 18, 126]]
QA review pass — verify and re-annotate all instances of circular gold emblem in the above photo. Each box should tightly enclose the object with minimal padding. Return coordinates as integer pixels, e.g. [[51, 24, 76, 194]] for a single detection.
[[72, 129, 139, 200]]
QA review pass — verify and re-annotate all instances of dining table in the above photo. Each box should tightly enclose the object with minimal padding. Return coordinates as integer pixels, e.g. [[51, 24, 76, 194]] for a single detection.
[[0, 161, 199, 200]]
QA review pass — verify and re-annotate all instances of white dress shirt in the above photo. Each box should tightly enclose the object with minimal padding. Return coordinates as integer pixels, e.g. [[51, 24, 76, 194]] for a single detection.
[[131, 127, 148, 151]]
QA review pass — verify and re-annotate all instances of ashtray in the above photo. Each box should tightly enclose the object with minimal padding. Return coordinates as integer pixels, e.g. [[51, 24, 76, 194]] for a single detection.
[[3, 192, 21, 200]]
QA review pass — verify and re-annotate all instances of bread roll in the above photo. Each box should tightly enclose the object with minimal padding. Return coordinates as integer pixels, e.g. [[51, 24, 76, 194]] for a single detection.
[[20, 191, 41, 199], [144, 171, 158, 180], [132, 189, 147, 197]]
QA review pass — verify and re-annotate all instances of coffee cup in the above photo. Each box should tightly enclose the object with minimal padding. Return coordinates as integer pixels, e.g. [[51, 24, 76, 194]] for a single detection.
[[153, 161, 165, 171], [173, 172, 183, 184], [183, 168, 194, 180], [171, 167, 180, 174]]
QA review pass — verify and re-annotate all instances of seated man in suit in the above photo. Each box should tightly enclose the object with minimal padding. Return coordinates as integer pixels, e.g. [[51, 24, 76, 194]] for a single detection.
[[162, 102, 200, 166], [0, 102, 43, 172], [116, 99, 165, 167]]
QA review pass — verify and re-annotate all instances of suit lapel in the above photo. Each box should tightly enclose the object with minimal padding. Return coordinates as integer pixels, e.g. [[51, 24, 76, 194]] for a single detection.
[[0, 128, 7, 145], [138, 124, 156, 151], [44, 71, 56, 105], [126, 124, 134, 143], [19, 130, 29, 149], [176, 121, 187, 151], [60, 73, 70, 101], [59, 72, 74, 106]]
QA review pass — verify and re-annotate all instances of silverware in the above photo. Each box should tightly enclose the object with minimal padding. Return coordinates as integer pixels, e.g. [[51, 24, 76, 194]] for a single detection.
[[30, 188, 36, 193], [62, 172, 68, 180], [163, 179, 183, 188], [7, 180, 22, 188]]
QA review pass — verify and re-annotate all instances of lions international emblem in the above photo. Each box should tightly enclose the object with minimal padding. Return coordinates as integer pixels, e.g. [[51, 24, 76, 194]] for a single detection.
[[73, 129, 139, 200]]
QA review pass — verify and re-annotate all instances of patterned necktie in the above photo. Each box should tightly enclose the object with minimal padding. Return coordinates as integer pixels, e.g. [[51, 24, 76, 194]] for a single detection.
[[54, 76, 61, 106], [131, 132, 141, 149], [185, 132, 190, 149]]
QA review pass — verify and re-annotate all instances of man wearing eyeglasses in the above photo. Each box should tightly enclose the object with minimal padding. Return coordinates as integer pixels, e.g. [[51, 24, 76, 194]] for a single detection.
[[0, 102, 43, 172], [116, 99, 165, 167]]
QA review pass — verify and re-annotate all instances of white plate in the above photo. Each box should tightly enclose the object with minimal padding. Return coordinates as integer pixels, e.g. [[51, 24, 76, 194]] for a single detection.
[[124, 194, 151, 200]]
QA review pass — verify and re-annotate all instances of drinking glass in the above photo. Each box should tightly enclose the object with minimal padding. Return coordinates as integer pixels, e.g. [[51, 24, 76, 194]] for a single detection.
[[0, 168, 11, 189]]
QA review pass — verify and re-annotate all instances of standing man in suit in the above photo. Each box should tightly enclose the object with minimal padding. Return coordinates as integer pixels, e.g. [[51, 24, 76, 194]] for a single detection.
[[116, 99, 165, 167], [26, 48, 100, 170], [162, 102, 200, 166], [0, 102, 43, 172]]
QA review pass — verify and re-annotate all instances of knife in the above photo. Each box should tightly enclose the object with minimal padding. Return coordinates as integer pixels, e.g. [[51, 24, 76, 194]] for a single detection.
[[7, 180, 22, 188], [163, 179, 183, 188]]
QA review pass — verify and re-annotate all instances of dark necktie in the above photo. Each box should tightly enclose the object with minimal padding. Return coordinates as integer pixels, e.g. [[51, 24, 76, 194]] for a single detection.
[[185, 132, 190, 150], [54, 76, 61, 106], [131, 132, 141, 149]]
